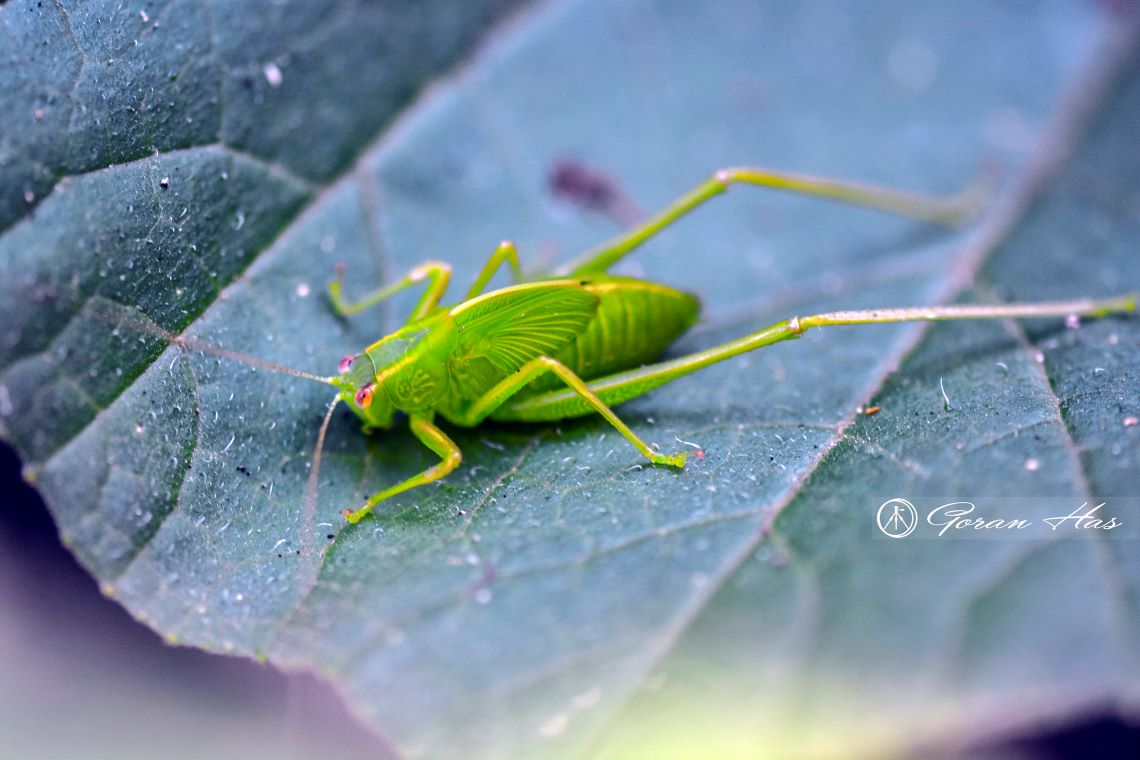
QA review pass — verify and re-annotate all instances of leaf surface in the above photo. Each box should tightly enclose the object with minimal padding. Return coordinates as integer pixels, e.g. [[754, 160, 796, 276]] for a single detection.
[[1, 2, 1137, 758]]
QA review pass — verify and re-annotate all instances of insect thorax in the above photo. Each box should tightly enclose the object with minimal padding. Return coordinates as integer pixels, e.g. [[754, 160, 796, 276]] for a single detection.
[[340, 310, 458, 427]]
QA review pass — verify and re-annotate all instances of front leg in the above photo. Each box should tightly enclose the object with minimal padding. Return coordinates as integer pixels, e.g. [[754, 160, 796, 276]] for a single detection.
[[342, 414, 462, 523]]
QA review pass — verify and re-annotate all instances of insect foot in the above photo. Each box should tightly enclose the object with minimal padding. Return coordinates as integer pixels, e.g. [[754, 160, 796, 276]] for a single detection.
[[652, 451, 688, 468], [342, 506, 368, 524]]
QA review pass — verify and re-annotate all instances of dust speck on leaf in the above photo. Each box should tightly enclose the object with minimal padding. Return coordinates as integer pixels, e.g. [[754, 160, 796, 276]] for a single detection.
[[264, 62, 284, 88]]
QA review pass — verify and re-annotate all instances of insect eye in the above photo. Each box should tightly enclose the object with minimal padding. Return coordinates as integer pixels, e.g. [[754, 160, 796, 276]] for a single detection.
[[354, 383, 374, 409], [338, 355, 355, 374]]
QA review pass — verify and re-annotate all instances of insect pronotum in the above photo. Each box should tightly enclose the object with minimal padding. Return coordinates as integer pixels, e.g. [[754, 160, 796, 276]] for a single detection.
[[118, 167, 1138, 524]]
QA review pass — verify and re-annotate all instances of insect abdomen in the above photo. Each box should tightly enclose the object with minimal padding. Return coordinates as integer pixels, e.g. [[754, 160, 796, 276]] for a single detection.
[[531, 276, 699, 391]]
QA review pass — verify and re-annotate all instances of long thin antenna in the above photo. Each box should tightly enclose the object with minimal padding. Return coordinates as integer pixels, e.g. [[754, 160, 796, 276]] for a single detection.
[[169, 332, 339, 385], [301, 395, 341, 556], [88, 298, 340, 386]]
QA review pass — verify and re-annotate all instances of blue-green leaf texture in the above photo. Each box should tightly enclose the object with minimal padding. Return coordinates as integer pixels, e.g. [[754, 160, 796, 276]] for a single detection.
[[1, 1, 1137, 758]]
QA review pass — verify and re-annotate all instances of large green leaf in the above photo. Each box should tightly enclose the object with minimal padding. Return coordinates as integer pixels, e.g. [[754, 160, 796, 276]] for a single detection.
[[2, 1, 1138, 758]]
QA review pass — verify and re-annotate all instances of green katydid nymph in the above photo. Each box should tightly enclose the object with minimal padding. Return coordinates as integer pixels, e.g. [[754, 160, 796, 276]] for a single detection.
[[145, 166, 1139, 524]]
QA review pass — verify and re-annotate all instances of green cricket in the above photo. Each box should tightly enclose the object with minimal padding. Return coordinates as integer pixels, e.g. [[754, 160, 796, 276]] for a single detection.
[[149, 166, 1138, 524]]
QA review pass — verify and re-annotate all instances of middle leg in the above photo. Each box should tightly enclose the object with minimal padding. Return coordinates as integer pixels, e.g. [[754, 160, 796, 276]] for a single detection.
[[456, 356, 687, 467], [464, 240, 524, 300]]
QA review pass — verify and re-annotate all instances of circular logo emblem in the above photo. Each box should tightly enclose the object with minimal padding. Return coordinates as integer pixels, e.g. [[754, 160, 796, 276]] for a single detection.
[[877, 498, 918, 538]]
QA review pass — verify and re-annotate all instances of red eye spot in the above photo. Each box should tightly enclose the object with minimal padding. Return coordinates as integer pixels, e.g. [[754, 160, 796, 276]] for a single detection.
[[338, 355, 355, 374], [354, 383, 374, 409]]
